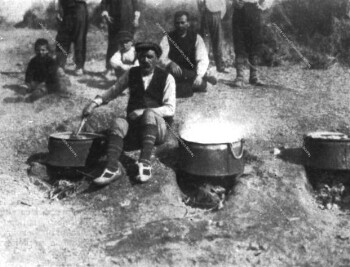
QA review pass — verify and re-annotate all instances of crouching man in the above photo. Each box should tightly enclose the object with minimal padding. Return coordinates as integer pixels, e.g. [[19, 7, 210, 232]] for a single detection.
[[159, 11, 217, 98], [82, 42, 176, 185]]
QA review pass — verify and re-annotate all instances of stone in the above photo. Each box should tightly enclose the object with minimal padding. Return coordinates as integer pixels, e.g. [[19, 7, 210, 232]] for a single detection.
[[27, 162, 49, 181]]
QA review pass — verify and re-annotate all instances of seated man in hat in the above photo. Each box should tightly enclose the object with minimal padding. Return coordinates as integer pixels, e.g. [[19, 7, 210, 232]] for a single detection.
[[110, 31, 139, 78], [82, 42, 175, 185], [159, 11, 217, 98]]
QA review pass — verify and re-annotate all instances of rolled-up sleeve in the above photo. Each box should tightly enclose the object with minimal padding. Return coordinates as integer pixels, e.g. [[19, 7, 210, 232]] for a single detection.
[[195, 34, 209, 77], [100, 70, 129, 103], [151, 74, 176, 117]]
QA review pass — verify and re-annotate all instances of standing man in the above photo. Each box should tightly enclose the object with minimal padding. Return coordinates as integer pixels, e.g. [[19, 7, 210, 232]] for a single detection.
[[197, 0, 227, 72], [101, 0, 140, 76], [82, 42, 175, 185], [159, 11, 217, 98], [232, 0, 266, 87], [55, 0, 88, 76]]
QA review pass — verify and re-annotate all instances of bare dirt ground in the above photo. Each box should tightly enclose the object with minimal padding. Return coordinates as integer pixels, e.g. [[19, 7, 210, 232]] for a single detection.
[[1, 26, 350, 266]]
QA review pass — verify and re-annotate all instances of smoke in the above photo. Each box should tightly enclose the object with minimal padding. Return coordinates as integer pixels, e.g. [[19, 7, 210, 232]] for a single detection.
[[179, 110, 254, 144]]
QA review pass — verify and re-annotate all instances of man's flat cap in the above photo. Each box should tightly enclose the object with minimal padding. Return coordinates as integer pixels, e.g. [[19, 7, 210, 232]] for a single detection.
[[135, 42, 162, 57]]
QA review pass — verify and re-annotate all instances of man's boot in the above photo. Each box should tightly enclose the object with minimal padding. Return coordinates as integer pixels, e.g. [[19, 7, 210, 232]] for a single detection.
[[249, 55, 265, 86], [233, 56, 244, 87]]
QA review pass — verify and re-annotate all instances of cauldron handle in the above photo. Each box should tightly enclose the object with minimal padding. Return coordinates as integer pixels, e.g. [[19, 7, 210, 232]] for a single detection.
[[229, 139, 245, 159]]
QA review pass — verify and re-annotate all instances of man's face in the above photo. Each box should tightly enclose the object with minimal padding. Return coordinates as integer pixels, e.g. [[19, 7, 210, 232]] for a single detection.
[[121, 40, 133, 51], [174, 15, 189, 35], [138, 49, 158, 74], [36, 45, 49, 58]]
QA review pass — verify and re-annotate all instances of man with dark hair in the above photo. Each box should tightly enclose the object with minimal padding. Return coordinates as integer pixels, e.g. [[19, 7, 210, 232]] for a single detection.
[[82, 42, 175, 185], [55, 0, 88, 76], [232, 0, 266, 87], [197, 0, 227, 72], [160, 11, 217, 98], [101, 0, 140, 76]]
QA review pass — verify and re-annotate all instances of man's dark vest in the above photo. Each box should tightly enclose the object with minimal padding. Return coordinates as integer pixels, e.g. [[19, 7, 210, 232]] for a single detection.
[[168, 30, 197, 70], [127, 67, 172, 121]]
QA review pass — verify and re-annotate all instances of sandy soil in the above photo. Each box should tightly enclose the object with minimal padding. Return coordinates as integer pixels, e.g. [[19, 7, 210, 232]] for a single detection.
[[1, 26, 350, 266]]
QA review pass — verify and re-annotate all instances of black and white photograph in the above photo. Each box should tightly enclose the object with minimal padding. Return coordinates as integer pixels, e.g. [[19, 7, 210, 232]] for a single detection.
[[1, 0, 350, 266]]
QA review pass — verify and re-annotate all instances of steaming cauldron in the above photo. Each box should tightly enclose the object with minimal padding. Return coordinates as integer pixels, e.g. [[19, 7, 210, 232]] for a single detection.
[[179, 129, 245, 177]]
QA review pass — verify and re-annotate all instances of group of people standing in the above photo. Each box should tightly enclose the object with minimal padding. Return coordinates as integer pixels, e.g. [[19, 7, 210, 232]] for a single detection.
[[23, 0, 268, 185]]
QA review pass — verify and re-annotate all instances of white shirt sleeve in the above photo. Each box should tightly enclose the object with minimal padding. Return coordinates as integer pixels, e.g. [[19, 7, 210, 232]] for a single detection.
[[101, 71, 129, 103], [159, 35, 172, 68], [195, 34, 209, 77], [151, 74, 176, 117], [110, 51, 123, 69]]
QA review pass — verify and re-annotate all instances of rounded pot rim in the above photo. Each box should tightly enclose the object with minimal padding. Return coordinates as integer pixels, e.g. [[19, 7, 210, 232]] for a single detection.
[[49, 131, 106, 140]]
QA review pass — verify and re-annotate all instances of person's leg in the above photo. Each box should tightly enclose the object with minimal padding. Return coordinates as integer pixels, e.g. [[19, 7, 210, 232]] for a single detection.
[[107, 117, 129, 171], [139, 109, 159, 165], [245, 3, 264, 85], [136, 109, 168, 182], [232, 6, 247, 87], [56, 14, 73, 69], [206, 11, 225, 71], [106, 26, 120, 71], [73, 3, 88, 72], [93, 117, 129, 185], [25, 83, 48, 102]]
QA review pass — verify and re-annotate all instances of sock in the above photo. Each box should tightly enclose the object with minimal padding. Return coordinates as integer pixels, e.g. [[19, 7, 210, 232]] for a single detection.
[[106, 134, 124, 171], [139, 124, 157, 165]]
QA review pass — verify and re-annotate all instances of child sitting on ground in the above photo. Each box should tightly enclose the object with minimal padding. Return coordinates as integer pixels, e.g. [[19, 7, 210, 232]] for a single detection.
[[110, 31, 139, 78], [23, 38, 69, 102]]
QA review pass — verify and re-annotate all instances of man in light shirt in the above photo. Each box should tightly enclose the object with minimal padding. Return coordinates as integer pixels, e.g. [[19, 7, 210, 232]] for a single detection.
[[197, 0, 227, 72], [159, 11, 217, 98], [232, 0, 266, 87], [82, 42, 176, 185]]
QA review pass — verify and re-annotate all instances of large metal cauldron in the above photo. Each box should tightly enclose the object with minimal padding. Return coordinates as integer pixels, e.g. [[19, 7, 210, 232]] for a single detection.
[[303, 131, 350, 170], [47, 132, 106, 167], [179, 137, 245, 177]]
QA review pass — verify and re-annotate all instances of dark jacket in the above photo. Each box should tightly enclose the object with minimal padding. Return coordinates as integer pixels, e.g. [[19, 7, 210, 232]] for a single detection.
[[25, 55, 58, 85], [101, 0, 138, 31]]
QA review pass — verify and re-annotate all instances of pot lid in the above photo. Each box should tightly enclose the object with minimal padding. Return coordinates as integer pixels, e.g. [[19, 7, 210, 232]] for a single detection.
[[305, 131, 349, 140]]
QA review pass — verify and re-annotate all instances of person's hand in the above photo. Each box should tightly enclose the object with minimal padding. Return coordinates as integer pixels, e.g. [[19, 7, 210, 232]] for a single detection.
[[168, 62, 182, 77], [56, 11, 63, 22], [102, 11, 113, 24], [236, 0, 245, 9], [82, 101, 97, 118], [128, 109, 144, 120], [193, 75, 203, 87]]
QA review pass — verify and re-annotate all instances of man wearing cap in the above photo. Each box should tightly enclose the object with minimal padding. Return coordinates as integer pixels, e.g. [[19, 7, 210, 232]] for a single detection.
[[101, 0, 140, 76], [197, 0, 227, 72], [82, 42, 175, 185], [55, 0, 88, 76], [159, 11, 217, 98], [232, 0, 267, 87], [110, 31, 139, 78]]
